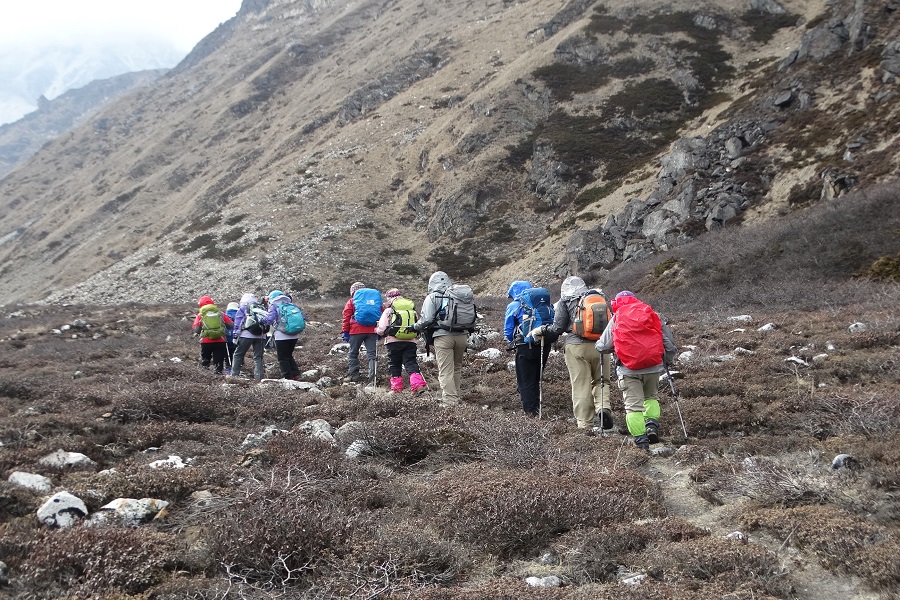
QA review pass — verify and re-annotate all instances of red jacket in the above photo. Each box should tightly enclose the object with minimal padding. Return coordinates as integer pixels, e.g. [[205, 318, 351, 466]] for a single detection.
[[192, 311, 234, 343], [342, 298, 377, 335]]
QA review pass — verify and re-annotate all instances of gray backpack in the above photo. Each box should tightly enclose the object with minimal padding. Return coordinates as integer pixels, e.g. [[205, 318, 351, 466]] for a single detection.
[[436, 284, 478, 333]]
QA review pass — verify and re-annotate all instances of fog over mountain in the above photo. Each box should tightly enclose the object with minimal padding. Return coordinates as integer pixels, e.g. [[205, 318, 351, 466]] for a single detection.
[[0, 36, 183, 125]]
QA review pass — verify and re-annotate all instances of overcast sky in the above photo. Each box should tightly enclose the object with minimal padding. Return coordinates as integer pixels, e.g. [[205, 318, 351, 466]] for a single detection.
[[0, 0, 244, 52]]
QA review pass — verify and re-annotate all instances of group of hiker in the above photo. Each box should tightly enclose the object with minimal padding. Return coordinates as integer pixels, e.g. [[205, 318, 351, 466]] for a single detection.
[[193, 270, 676, 451]]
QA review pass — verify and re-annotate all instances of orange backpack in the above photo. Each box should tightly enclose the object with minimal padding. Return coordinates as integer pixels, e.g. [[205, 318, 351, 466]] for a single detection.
[[572, 292, 611, 340]]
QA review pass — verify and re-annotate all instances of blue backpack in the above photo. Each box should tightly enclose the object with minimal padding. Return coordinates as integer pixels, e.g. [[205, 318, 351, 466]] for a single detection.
[[352, 288, 383, 326], [277, 303, 306, 334], [518, 287, 554, 344]]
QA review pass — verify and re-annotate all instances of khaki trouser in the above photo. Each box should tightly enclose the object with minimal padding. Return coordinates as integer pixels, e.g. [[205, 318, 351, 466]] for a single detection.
[[564, 343, 610, 428], [434, 334, 467, 404], [618, 373, 662, 437]]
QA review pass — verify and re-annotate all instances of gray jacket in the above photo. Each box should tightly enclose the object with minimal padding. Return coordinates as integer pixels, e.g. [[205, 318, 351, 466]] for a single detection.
[[414, 271, 467, 338], [544, 276, 602, 347]]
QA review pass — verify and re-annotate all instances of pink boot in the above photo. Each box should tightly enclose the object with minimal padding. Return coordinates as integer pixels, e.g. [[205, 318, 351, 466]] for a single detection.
[[410, 372, 427, 394], [389, 376, 404, 393]]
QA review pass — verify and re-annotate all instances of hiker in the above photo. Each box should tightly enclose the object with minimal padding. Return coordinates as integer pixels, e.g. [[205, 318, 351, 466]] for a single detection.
[[230, 292, 269, 380], [504, 280, 552, 417], [341, 282, 380, 384], [595, 291, 677, 450], [224, 301, 240, 373], [530, 276, 614, 431], [410, 271, 476, 405], [375, 288, 428, 394], [192, 296, 233, 374], [261, 290, 305, 380]]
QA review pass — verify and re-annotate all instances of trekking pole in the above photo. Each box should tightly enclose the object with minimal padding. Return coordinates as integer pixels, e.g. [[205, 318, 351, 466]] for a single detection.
[[598, 352, 606, 436], [664, 364, 688, 440], [538, 338, 544, 419]]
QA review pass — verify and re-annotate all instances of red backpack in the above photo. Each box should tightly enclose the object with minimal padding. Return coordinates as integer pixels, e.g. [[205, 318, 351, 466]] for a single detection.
[[612, 301, 664, 370]]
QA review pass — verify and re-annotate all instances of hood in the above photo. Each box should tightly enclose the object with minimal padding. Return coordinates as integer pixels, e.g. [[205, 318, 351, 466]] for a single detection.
[[506, 280, 533, 299], [611, 292, 640, 312], [270, 294, 290, 305], [226, 302, 240, 311], [427, 271, 452, 293], [268, 290, 285, 302], [239, 292, 258, 306], [197, 295, 214, 307], [560, 276, 588, 300]]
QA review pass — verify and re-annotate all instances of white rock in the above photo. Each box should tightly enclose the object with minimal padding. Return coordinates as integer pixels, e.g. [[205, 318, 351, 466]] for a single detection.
[[525, 575, 562, 587], [329, 342, 350, 354], [300, 419, 335, 443], [757, 323, 776, 332], [241, 425, 288, 450], [476, 348, 502, 360], [848, 322, 868, 333], [678, 350, 695, 362], [302, 369, 319, 379], [729, 328, 746, 333], [93, 498, 169, 526], [734, 347, 756, 355], [345, 439, 373, 459], [710, 354, 736, 362], [8, 471, 52, 493], [37, 492, 88, 528], [170, 357, 183, 363], [727, 315, 753, 322], [622, 573, 647, 585], [38, 449, 96, 470], [826, 341, 836, 351], [260, 379, 325, 395], [832, 453, 856, 469], [784, 356, 810, 367], [724, 531, 747, 542], [506, 361, 516, 371], [148, 455, 186, 469], [812, 353, 829, 363]]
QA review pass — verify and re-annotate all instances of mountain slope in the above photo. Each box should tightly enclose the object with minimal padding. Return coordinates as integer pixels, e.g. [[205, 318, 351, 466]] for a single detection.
[[0, 70, 167, 180], [0, 0, 897, 305]]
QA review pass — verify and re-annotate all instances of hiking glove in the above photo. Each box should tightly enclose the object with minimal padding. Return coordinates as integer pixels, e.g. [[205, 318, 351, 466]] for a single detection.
[[528, 325, 546, 341], [341, 332, 350, 343]]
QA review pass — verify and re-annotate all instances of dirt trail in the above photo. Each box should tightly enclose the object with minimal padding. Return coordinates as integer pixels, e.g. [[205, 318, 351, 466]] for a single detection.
[[645, 449, 882, 600]]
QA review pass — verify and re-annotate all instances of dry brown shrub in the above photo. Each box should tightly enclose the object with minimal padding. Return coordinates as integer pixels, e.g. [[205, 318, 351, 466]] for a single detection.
[[552, 518, 709, 584], [202, 465, 368, 590], [678, 395, 756, 436], [65, 463, 231, 510], [422, 463, 664, 557], [22, 527, 177, 597], [0, 481, 41, 522], [741, 504, 900, 592], [114, 379, 234, 423], [400, 578, 567, 599], [648, 537, 789, 595], [124, 420, 244, 450]]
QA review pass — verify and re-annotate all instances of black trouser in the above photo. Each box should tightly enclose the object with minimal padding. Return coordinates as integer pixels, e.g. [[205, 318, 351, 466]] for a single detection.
[[386, 341, 420, 377], [200, 342, 228, 374], [274, 338, 300, 379], [515, 341, 551, 416]]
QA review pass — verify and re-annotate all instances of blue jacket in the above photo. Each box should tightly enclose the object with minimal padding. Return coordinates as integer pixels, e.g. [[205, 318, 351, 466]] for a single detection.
[[503, 280, 533, 344]]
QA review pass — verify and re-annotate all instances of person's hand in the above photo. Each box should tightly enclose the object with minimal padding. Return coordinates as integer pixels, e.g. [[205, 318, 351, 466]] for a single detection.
[[529, 325, 546, 341], [410, 323, 419, 333], [341, 332, 350, 343]]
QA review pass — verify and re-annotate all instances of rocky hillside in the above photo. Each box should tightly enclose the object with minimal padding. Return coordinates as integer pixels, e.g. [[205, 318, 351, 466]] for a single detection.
[[0, 70, 167, 180], [0, 0, 897, 305]]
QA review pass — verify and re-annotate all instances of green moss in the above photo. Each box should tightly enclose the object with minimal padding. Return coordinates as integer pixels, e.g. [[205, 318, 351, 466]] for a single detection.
[[185, 213, 221, 233], [653, 257, 679, 277], [532, 63, 611, 101], [179, 233, 217, 254], [392, 263, 421, 276], [856, 254, 900, 283]]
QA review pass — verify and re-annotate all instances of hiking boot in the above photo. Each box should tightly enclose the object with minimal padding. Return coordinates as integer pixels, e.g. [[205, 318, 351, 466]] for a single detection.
[[633, 434, 651, 451], [343, 374, 361, 384], [645, 420, 660, 444], [597, 409, 614, 430], [409, 372, 427, 394]]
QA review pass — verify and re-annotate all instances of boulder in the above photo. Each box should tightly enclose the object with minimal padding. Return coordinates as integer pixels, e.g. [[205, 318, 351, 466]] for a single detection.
[[241, 425, 288, 450], [91, 498, 169, 526], [38, 450, 96, 470], [37, 491, 88, 528], [300, 419, 335, 443], [8, 471, 52, 494]]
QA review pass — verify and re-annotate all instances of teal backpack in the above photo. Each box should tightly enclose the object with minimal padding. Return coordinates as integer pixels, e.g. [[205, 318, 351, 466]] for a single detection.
[[277, 303, 306, 335]]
